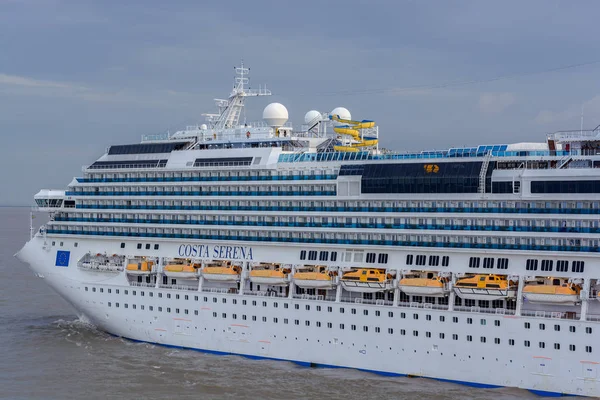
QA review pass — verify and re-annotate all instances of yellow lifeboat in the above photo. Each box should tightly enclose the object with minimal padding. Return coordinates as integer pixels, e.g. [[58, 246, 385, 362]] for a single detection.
[[454, 274, 516, 300], [524, 281, 581, 305], [163, 261, 201, 279], [293, 266, 337, 289], [341, 268, 393, 293], [126, 260, 154, 275], [399, 275, 449, 296], [249, 264, 291, 286], [202, 263, 241, 282]]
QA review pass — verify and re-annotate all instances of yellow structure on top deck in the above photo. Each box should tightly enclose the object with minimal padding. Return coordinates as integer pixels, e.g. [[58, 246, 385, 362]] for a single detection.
[[330, 114, 378, 152]]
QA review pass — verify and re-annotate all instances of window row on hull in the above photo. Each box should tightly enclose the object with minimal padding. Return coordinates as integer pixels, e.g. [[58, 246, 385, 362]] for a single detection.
[[66, 189, 337, 197], [76, 174, 338, 183], [53, 216, 600, 235], [75, 202, 600, 215], [45, 227, 600, 253]]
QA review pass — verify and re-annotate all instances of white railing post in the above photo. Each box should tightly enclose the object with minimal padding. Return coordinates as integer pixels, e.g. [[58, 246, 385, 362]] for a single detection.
[[335, 275, 342, 303], [515, 277, 525, 317], [198, 261, 204, 292], [448, 275, 456, 312], [580, 278, 591, 321]]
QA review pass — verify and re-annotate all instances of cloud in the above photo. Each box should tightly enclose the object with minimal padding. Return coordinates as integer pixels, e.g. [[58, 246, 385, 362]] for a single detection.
[[0, 73, 85, 90], [0, 72, 201, 108], [478, 92, 516, 114], [535, 95, 600, 125]]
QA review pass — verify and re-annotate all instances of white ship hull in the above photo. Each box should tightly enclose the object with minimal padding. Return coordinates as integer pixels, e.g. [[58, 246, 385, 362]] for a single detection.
[[16, 235, 600, 398], [523, 293, 580, 305]]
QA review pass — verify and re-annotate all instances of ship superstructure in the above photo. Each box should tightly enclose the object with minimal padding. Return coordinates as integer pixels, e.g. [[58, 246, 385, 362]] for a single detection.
[[17, 64, 600, 397]]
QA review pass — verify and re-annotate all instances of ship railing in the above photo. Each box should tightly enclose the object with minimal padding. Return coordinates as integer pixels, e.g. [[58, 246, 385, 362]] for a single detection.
[[244, 291, 285, 298], [161, 284, 197, 291], [292, 294, 326, 301], [399, 302, 448, 311], [129, 281, 155, 288], [520, 310, 577, 319], [586, 314, 600, 322], [201, 287, 236, 294]]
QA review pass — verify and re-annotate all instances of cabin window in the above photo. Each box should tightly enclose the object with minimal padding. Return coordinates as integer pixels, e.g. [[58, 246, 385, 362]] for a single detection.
[[319, 251, 329, 261], [154, 244, 159, 250], [442, 256, 449, 267], [570, 326, 576, 333], [586, 327, 593, 334], [483, 257, 494, 269], [468, 257, 480, 268], [467, 335, 472, 342], [541, 260, 553, 272], [509, 339, 515, 346], [554, 343, 560, 350], [300, 250, 306, 260], [586, 346, 592, 353], [572, 261, 585, 273], [570, 345, 576, 352], [377, 253, 388, 264], [120, 242, 125, 248], [426, 332, 431, 338], [366, 253, 376, 263], [557, 260, 569, 272], [406, 255, 413, 265], [525, 259, 538, 271], [524, 340, 530, 347], [494, 338, 500, 344], [331, 252, 337, 262], [497, 258, 509, 269], [137, 243, 142, 249], [539, 323, 545, 330], [308, 250, 317, 260], [452, 334, 458, 340], [524, 322, 530, 329]]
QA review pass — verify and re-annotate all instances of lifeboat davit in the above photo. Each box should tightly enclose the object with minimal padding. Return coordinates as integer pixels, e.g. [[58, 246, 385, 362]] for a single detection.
[[163, 263, 200, 279], [399, 276, 449, 296], [524, 283, 581, 305], [454, 274, 516, 300], [341, 268, 393, 293], [293, 267, 336, 289], [249, 265, 290, 286], [202, 264, 241, 282], [126, 260, 154, 276]]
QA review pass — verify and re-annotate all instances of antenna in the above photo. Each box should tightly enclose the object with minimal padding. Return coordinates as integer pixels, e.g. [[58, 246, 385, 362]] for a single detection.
[[203, 60, 272, 130]]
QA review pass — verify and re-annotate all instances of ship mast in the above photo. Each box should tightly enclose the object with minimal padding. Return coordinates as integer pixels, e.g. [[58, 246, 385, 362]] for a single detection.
[[203, 61, 272, 130]]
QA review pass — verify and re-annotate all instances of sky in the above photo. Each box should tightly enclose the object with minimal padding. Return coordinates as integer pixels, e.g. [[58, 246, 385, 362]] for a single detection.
[[1, 0, 600, 205]]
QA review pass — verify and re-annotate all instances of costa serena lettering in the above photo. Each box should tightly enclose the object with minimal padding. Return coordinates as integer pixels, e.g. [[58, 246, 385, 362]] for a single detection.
[[178, 244, 254, 260]]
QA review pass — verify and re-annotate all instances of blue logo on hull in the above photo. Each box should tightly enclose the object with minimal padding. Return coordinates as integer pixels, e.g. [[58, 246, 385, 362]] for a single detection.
[[55, 251, 70, 267]]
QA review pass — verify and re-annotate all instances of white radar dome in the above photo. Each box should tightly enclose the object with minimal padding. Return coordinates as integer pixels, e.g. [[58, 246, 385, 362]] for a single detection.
[[330, 107, 351, 126], [304, 110, 321, 125], [200, 124, 208, 130], [263, 102, 289, 128]]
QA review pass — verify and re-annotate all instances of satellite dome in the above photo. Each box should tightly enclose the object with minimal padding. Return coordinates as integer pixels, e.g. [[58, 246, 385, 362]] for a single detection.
[[200, 124, 208, 130], [304, 110, 321, 125], [330, 107, 351, 126], [263, 103, 289, 128]]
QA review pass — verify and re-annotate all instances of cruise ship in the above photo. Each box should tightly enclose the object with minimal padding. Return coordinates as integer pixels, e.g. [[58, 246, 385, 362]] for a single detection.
[[16, 64, 600, 397]]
